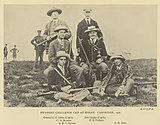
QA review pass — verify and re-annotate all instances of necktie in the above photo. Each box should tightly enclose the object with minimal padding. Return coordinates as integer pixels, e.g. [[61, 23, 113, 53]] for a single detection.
[[87, 20, 90, 25], [60, 40, 64, 48], [53, 21, 56, 25]]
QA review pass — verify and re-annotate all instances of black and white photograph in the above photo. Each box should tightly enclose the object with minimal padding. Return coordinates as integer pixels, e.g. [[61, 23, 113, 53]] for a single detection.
[[3, 4, 157, 107]]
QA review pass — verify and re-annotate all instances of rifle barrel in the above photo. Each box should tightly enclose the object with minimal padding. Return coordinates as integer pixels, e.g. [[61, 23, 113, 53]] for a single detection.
[[69, 86, 98, 92]]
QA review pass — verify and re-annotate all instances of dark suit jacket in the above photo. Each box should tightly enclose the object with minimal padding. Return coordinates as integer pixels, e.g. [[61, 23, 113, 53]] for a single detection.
[[48, 39, 74, 64], [80, 38, 108, 62], [76, 18, 103, 48], [47, 66, 74, 87]]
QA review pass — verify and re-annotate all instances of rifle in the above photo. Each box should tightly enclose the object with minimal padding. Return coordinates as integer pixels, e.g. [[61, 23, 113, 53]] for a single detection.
[[37, 91, 57, 97], [36, 33, 58, 47], [67, 36, 73, 68], [68, 86, 99, 93], [54, 68, 72, 86], [134, 82, 157, 86], [78, 37, 92, 74]]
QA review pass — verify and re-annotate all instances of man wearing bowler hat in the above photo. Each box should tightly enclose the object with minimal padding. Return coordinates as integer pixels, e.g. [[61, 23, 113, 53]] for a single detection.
[[31, 30, 45, 70], [76, 9, 103, 55], [44, 25, 86, 87], [44, 7, 72, 54]]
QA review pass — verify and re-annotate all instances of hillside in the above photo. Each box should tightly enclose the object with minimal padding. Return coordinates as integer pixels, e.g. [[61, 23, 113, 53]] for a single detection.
[[4, 59, 157, 107]]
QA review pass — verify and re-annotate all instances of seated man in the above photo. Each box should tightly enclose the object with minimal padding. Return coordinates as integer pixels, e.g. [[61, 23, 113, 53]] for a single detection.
[[44, 25, 86, 87], [47, 51, 90, 103], [102, 55, 134, 97], [79, 26, 109, 81]]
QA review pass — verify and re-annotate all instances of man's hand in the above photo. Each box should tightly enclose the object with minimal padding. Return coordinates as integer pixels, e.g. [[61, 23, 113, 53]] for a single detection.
[[115, 85, 125, 97], [96, 58, 103, 64], [46, 36, 51, 41], [77, 47, 80, 53]]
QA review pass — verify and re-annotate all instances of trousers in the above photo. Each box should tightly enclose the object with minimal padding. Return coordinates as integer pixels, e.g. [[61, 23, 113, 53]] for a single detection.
[[81, 62, 108, 80], [34, 50, 44, 68], [54, 89, 90, 101]]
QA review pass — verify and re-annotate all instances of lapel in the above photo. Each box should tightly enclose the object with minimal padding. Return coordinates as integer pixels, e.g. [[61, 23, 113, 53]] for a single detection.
[[82, 19, 88, 27], [64, 67, 69, 77], [95, 39, 99, 46]]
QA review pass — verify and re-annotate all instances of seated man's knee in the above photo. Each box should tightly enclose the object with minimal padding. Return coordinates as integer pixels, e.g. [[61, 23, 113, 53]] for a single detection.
[[81, 62, 89, 74], [126, 79, 134, 86], [99, 62, 108, 72], [43, 65, 54, 77]]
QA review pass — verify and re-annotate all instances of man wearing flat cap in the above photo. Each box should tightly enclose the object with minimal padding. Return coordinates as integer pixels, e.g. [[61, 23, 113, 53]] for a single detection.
[[76, 9, 103, 55], [44, 26, 86, 87], [79, 26, 109, 81], [44, 7, 72, 54], [101, 54, 135, 97], [31, 30, 45, 70]]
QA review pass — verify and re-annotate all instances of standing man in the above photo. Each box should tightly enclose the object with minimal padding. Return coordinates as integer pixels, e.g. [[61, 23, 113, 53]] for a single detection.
[[4, 44, 8, 63], [44, 26, 86, 87], [31, 30, 45, 70], [44, 7, 71, 54], [76, 9, 103, 55], [10, 45, 19, 61]]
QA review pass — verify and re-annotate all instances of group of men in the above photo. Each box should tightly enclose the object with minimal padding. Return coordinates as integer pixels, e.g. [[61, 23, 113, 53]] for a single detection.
[[3, 44, 19, 62], [31, 7, 135, 103]]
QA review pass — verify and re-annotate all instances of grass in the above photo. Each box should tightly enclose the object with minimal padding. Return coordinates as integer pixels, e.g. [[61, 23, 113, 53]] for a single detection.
[[4, 59, 157, 107]]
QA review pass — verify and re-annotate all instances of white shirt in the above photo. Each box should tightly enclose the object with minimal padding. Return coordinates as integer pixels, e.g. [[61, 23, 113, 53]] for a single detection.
[[116, 63, 123, 70], [85, 18, 91, 25], [90, 37, 98, 44], [57, 38, 64, 48], [58, 64, 65, 75], [53, 19, 58, 25]]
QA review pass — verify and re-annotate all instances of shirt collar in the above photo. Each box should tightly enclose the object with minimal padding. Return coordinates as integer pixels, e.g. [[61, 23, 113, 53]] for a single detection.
[[85, 18, 91, 23], [52, 19, 59, 24], [57, 38, 64, 45], [116, 63, 123, 70], [58, 64, 65, 74], [90, 37, 98, 44]]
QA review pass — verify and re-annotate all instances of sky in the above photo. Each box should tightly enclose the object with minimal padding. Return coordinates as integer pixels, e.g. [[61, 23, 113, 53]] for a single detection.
[[4, 5, 157, 61]]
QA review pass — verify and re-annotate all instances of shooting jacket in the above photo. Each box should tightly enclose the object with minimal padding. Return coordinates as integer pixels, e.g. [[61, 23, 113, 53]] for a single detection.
[[31, 35, 45, 52], [47, 66, 76, 90], [80, 38, 108, 62], [110, 63, 133, 84], [48, 39, 74, 64], [44, 19, 71, 40]]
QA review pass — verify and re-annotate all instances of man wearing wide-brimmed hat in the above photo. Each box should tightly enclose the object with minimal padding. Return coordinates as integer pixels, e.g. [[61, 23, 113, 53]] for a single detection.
[[43, 7, 71, 54], [76, 9, 103, 54], [47, 51, 74, 89], [47, 51, 90, 103], [79, 25, 109, 81], [44, 25, 86, 87], [102, 54, 135, 97]]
